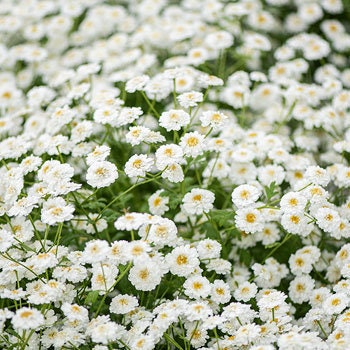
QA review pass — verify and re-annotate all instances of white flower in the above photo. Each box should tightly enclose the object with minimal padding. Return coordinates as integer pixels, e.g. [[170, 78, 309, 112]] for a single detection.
[[234, 281, 258, 302], [280, 192, 308, 213], [315, 207, 341, 233], [179, 131, 206, 157], [124, 154, 154, 178], [196, 239, 222, 259], [86, 145, 111, 165], [146, 218, 178, 247], [289, 253, 314, 276], [82, 240, 110, 264], [304, 165, 330, 186], [235, 207, 264, 234], [161, 163, 184, 183], [199, 110, 228, 130], [289, 275, 315, 304], [281, 211, 313, 236], [41, 197, 75, 226], [166, 245, 200, 277], [211, 280, 231, 304], [155, 144, 183, 170], [323, 293, 349, 315], [183, 275, 211, 299], [110, 294, 139, 314], [61, 303, 89, 322], [128, 258, 163, 291], [177, 91, 203, 108], [114, 212, 148, 231], [159, 109, 190, 131], [117, 107, 143, 126], [125, 75, 150, 93], [148, 190, 169, 216], [0, 229, 14, 252], [231, 184, 261, 208], [86, 161, 118, 188], [182, 188, 215, 216], [11, 307, 44, 330]]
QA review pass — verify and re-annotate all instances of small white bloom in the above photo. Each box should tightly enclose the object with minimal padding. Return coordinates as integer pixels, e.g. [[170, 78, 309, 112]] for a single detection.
[[86, 161, 118, 188], [182, 188, 215, 216]]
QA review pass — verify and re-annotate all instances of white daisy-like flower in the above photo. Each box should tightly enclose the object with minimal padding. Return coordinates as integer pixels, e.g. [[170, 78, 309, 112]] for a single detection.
[[41, 197, 75, 226], [234, 281, 258, 302], [124, 154, 154, 178], [179, 131, 206, 157], [182, 188, 215, 216], [177, 91, 203, 108], [166, 245, 200, 277], [110, 294, 139, 314], [86, 160, 118, 188], [323, 293, 349, 315], [281, 211, 313, 236], [315, 207, 341, 233], [235, 207, 264, 234], [159, 109, 190, 131], [11, 307, 44, 330], [128, 258, 163, 291], [199, 110, 228, 130], [280, 192, 308, 213], [183, 275, 211, 299], [231, 184, 262, 208]]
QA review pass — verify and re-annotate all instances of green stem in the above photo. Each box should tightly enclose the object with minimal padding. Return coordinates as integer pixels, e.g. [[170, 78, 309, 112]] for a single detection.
[[93, 262, 133, 317], [140, 91, 160, 118], [97, 176, 161, 220], [263, 232, 292, 263], [316, 320, 328, 338]]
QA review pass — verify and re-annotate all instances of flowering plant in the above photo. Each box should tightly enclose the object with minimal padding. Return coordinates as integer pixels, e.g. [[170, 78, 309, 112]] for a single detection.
[[0, 0, 350, 349]]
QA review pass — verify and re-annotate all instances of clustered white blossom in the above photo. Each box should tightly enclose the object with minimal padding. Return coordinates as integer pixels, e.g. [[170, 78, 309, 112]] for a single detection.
[[0, 0, 349, 349]]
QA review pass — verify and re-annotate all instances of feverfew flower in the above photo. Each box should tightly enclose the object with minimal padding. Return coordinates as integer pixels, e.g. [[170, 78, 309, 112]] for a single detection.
[[41, 197, 75, 225], [280, 192, 308, 213], [177, 91, 203, 108], [159, 109, 190, 131], [11, 307, 44, 330], [235, 207, 264, 234], [289, 275, 315, 304], [86, 145, 111, 165], [182, 188, 215, 216], [155, 144, 183, 169], [125, 75, 150, 93], [124, 154, 154, 178], [128, 258, 163, 291], [180, 131, 206, 157], [86, 161, 118, 188], [315, 207, 341, 233], [231, 184, 262, 208], [166, 245, 200, 277], [0, 229, 14, 252], [110, 294, 139, 314], [199, 110, 228, 130], [323, 293, 349, 315], [281, 211, 313, 237], [184, 275, 211, 299], [234, 281, 258, 302], [148, 190, 169, 216]]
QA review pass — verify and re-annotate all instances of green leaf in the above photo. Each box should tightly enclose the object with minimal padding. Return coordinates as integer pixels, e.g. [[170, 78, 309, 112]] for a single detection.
[[240, 249, 252, 267], [264, 181, 279, 202], [168, 195, 183, 210], [85, 291, 100, 305], [210, 209, 234, 227], [102, 208, 119, 222]]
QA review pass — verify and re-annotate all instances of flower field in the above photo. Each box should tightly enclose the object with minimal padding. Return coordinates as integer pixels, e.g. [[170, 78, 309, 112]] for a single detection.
[[1, 0, 350, 349]]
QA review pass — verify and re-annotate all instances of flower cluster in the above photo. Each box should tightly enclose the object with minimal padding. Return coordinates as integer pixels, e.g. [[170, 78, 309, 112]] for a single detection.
[[0, 0, 350, 349]]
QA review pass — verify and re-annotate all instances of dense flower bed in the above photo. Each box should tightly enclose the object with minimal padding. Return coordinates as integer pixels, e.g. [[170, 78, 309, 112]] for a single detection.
[[0, 0, 350, 349]]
